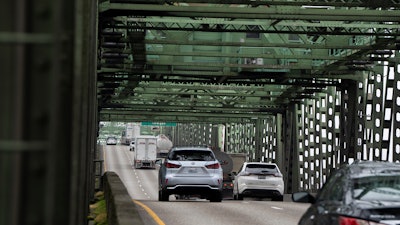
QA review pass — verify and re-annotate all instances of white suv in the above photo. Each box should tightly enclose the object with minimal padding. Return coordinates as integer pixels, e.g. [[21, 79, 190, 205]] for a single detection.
[[233, 162, 284, 201], [158, 146, 223, 202]]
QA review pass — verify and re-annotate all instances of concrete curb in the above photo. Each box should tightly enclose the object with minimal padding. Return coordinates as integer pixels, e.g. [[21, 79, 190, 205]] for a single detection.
[[103, 171, 145, 225]]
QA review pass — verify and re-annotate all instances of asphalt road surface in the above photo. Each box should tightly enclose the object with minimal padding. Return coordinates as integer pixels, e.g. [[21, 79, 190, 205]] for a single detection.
[[103, 145, 310, 225]]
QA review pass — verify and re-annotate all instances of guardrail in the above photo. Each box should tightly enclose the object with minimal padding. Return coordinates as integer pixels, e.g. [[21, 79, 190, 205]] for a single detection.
[[102, 171, 145, 225]]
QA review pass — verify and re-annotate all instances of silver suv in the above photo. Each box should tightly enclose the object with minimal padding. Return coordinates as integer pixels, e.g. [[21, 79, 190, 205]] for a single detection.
[[158, 146, 223, 202]]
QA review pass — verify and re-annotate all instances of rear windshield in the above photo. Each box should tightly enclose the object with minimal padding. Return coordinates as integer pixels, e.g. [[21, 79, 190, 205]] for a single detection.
[[168, 150, 215, 161], [352, 175, 400, 202], [245, 164, 278, 174]]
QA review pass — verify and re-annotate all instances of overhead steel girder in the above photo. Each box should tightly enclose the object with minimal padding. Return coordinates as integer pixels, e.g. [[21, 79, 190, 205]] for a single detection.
[[103, 0, 400, 8], [116, 39, 399, 50], [100, 59, 367, 71], [104, 19, 400, 37], [99, 109, 271, 123], [97, 0, 400, 125], [101, 80, 327, 112], [97, 69, 349, 82], [107, 102, 285, 112], [115, 49, 369, 61], [99, 3, 400, 22]]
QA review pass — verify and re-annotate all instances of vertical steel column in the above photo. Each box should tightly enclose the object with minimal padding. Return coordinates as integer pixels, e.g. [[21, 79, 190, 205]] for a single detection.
[[275, 114, 284, 175], [371, 68, 385, 161], [284, 103, 298, 193], [323, 87, 338, 182], [1, 0, 98, 224], [392, 49, 400, 161], [254, 119, 263, 162], [0, 0, 62, 224], [381, 66, 394, 161], [355, 75, 368, 160], [339, 80, 358, 163]]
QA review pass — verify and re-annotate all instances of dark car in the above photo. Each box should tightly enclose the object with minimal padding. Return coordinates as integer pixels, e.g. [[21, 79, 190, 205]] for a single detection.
[[292, 160, 400, 225]]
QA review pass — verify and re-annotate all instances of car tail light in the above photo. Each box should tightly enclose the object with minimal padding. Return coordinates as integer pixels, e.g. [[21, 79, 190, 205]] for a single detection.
[[223, 183, 233, 188], [339, 216, 386, 225], [166, 162, 181, 168], [206, 163, 220, 169]]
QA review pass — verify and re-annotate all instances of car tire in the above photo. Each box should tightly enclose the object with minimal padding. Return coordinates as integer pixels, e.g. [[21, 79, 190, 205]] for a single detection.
[[272, 195, 284, 201], [209, 192, 222, 202], [158, 190, 169, 201], [237, 193, 243, 200], [234, 185, 243, 200]]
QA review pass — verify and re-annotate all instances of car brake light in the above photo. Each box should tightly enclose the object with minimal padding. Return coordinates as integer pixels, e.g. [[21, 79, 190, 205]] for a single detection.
[[206, 163, 220, 169], [223, 183, 233, 187], [339, 216, 385, 225], [166, 162, 181, 168]]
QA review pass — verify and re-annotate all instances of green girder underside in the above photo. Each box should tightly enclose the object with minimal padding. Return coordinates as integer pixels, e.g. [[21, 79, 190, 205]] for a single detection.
[[97, 0, 400, 123]]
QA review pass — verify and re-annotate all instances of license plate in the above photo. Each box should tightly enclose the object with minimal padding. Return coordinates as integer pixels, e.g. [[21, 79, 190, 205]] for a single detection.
[[184, 167, 200, 174], [189, 168, 198, 173], [258, 175, 266, 179]]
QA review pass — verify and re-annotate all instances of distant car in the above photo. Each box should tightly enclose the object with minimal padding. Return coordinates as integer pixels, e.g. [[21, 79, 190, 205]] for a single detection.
[[129, 140, 135, 151], [232, 162, 284, 201], [158, 146, 223, 202], [106, 137, 117, 145], [292, 160, 400, 225]]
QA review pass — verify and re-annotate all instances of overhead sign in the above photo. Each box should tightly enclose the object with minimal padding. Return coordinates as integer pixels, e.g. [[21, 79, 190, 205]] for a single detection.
[[141, 122, 177, 127]]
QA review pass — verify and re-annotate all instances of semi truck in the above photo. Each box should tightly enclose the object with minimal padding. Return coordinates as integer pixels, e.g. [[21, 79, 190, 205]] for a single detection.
[[134, 135, 158, 169], [213, 150, 247, 199]]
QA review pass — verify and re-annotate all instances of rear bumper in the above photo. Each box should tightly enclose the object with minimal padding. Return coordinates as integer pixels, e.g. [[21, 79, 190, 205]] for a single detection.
[[240, 188, 283, 198], [136, 160, 156, 168], [162, 175, 222, 195], [166, 185, 222, 196]]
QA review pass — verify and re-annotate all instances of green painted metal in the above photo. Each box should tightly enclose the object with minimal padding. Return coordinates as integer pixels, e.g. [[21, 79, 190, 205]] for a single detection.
[[141, 121, 177, 126], [97, 0, 400, 194]]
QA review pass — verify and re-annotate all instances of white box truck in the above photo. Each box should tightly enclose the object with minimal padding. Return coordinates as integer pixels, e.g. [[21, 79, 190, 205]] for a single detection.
[[121, 123, 140, 145], [134, 135, 157, 169]]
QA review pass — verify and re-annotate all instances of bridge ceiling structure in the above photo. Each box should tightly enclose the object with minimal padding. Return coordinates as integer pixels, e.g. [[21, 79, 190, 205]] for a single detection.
[[97, 0, 400, 123]]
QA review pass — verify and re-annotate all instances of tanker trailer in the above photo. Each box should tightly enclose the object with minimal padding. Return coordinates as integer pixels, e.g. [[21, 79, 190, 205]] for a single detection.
[[156, 134, 173, 158], [212, 150, 247, 199]]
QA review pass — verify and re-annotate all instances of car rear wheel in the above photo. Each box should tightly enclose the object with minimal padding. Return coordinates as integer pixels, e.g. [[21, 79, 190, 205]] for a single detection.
[[272, 195, 284, 201], [209, 192, 222, 202], [158, 190, 169, 201], [233, 192, 243, 200]]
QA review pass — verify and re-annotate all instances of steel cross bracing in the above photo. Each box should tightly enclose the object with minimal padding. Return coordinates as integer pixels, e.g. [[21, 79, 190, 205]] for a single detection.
[[97, 0, 400, 123]]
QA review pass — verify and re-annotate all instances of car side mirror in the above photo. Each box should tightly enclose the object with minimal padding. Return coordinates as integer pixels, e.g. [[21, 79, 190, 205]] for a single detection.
[[155, 159, 163, 165], [292, 191, 316, 204]]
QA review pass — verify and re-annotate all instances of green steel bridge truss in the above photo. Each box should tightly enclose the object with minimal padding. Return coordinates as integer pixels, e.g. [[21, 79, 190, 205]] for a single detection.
[[97, 0, 400, 191]]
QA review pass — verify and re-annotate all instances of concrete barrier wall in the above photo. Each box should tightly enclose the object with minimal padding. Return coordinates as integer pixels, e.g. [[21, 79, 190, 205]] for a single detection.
[[103, 171, 145, 225]]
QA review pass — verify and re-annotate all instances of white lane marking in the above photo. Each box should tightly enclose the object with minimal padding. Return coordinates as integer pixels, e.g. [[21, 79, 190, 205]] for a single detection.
[[271, 206, 283, 210], [123, 148, 151, 199]]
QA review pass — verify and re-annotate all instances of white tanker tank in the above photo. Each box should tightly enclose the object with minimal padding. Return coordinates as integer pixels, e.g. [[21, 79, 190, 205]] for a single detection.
[[213, 149, 247, 199], [156, 134, 173, 157]]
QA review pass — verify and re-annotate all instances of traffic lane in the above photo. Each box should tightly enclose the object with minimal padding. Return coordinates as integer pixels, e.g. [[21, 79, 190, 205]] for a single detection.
[[103, 145, 159, 200], [143, 199, 309, 225], [103, 145, 310, 225]]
